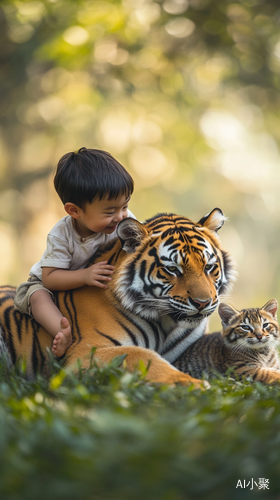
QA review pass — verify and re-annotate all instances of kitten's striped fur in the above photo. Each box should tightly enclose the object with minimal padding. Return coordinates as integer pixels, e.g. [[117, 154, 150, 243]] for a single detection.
[[174, 299, 280, 384]]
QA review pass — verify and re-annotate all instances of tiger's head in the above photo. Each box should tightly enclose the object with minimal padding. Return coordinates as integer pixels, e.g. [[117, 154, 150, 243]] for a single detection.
[[114, 208, 236, 324]]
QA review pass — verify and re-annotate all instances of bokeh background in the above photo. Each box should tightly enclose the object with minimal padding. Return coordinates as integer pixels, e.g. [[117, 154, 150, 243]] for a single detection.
[[1, 0, 280, 329]]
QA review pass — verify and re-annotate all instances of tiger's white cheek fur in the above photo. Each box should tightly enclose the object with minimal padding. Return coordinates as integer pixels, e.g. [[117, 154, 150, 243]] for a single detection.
[[132, 274, 145, 290], [153, 286, 164, 297], [131, 269, 165, 297]]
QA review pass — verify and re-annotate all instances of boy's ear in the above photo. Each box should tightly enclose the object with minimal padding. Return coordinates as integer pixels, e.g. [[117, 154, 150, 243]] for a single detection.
[[64, 202, 81, 219]]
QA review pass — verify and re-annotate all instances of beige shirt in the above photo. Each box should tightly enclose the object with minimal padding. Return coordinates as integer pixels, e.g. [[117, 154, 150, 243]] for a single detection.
[[30, 210, 135, 280]]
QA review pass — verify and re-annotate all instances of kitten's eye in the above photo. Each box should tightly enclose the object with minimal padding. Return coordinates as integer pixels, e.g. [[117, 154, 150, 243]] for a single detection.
[[241, 325, 251, 331], [263, 322, 269, 329]]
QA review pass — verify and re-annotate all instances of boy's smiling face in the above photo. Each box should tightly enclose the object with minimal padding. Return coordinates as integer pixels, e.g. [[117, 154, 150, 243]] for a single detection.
[[65, 194, 131, 238]]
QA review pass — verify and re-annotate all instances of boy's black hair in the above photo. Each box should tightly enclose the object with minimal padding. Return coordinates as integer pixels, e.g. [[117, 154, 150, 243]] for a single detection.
[[54, 147, 134, 209]]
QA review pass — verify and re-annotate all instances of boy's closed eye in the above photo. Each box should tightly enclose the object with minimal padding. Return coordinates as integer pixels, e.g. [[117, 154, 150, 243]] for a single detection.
[[104, 205, 129, 215]]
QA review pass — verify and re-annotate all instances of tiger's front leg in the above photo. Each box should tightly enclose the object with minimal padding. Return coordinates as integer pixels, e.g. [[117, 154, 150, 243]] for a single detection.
[[66, 344, 207, 389], [253, 367, 280, 385]]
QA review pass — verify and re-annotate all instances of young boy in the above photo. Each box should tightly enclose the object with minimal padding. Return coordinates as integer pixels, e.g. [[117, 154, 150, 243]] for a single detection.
[[14, 147, 135, 357]]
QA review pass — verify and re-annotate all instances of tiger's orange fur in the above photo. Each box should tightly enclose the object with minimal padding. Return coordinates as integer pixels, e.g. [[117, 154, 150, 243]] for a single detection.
[[0, 209, 235, 387]]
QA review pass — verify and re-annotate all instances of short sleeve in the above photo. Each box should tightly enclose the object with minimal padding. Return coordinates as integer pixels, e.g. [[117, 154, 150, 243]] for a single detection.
[[40, 235, 72, 269]]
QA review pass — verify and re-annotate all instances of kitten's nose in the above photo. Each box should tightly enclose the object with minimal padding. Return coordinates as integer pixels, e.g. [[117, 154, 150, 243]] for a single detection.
[[256, 334, 263, 341]]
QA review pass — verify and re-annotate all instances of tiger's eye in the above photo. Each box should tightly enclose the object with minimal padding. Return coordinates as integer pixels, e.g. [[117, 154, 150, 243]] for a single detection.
[[166, 266, 181, 276], [205, 264, 212, 271]]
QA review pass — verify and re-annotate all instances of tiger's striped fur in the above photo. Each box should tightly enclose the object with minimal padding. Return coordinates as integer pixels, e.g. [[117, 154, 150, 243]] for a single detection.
[[0, 208, 235, 386], [175, 299, 280, 384]]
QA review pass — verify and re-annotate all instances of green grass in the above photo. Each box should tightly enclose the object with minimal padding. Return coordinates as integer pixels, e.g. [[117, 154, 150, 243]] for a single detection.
[[0, 353, 279, 500]]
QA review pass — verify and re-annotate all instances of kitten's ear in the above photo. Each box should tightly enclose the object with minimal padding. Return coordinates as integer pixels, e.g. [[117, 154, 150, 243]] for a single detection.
[[218, 303, 238, 326], [262, 298, 278, 318]]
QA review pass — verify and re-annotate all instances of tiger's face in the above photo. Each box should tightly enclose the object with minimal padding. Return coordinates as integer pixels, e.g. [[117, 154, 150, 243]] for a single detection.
[[115, 208, 235, 324]]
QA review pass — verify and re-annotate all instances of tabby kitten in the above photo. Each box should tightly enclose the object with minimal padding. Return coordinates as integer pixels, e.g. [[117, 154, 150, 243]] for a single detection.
[[174, 299, 280, 384]]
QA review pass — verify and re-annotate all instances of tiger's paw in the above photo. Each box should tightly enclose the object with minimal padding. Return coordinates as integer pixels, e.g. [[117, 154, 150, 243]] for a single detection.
[[175, 373, 210, 390]]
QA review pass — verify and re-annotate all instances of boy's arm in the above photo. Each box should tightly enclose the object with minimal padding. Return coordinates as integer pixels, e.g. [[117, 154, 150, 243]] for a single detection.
[[42, 262, 114, 291]]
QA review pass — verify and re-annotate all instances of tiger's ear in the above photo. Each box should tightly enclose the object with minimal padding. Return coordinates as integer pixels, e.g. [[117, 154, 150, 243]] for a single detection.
[[117, 218, 148, 254], [261, 298, 278, 318], [197, 208, 226, 232], [218, 303, 239, 326]]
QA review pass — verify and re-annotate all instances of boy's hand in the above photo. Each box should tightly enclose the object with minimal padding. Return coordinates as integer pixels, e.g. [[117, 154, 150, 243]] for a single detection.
[[84, 261, 114, 288]]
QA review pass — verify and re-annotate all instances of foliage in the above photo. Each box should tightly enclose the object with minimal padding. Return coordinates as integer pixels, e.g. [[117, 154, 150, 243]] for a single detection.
[[0, 354, 279, 499]]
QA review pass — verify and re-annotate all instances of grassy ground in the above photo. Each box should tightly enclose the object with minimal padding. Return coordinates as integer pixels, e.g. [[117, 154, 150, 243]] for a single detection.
[[0, 353, 280, 500]]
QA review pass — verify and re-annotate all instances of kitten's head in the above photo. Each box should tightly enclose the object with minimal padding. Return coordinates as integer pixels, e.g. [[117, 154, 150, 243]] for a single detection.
[[218, 299, 279, 351]]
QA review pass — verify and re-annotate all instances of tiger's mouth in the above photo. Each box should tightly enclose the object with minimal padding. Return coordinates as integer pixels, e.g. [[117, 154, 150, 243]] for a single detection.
[[168, 311, 208, 321]]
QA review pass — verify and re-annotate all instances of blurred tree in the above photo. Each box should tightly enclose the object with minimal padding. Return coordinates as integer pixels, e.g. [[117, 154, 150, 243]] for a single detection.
[[0, 0, 280, 320], [1, 0, 280, 188]]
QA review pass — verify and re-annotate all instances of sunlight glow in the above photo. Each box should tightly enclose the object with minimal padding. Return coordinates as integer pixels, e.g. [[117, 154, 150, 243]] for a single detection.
[[37, 97, 66, 122], [63, 26, 89, 46], [165, 17, 195, 38], [163, 0, 189, 15], [132, 120, 162, 145], [129, 146, 167, 179], [100, 114, 131, 152], [200, 110, 280, 190]]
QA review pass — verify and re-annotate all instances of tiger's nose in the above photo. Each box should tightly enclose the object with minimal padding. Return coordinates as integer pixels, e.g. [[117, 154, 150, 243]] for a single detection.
[[190, 298, 211, 310]]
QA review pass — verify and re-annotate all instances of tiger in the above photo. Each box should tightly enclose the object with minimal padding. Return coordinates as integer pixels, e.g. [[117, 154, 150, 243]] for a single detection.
[[175, 299, 280, 384], [0, 208, 235, 387]]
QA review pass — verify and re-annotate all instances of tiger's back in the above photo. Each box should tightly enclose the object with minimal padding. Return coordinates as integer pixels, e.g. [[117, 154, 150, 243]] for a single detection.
[[0, 280, 158, 376]]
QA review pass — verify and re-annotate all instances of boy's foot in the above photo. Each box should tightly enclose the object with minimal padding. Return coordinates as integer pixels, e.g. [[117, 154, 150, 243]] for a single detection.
[[52, 317, 72, 357]]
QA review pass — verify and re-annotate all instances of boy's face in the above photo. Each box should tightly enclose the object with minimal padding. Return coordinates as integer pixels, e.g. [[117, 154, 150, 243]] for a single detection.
[[71, 194, 131, 238]]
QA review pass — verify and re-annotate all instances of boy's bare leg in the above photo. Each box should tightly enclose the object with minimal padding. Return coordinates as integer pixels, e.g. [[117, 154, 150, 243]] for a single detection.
[[30, 290, 72, 357]]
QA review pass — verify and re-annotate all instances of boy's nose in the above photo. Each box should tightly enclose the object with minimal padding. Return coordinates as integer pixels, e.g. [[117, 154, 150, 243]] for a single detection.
[[113, 212, 123, 222]]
